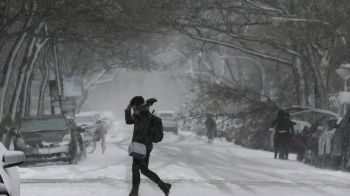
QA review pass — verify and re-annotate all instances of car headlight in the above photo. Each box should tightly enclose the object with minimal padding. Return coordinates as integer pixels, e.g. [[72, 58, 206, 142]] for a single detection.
[[62, 134, 71, 142], [16, 137, 26, 147]]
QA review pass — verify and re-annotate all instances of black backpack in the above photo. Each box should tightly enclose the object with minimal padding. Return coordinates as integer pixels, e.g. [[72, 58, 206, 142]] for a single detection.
[[149, 111, 163, 143]]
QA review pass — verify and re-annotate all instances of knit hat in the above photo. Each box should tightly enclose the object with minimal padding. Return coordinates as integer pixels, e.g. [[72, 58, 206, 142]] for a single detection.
[[130, 96, 145, 107]]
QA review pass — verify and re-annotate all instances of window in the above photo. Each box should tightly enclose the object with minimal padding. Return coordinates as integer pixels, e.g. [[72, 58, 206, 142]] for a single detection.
[[75, 116, 95, 124], [19, 118, 68, 133], [94, 114, 102, 121], [159, 113, 173, 118]]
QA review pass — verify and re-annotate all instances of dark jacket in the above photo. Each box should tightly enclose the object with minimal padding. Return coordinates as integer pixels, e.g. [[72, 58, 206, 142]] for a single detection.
[[205, 117, 217, 139], [271, 118, 295, 136], [205, 117, 216, 130], [125, 105, 153, 150]]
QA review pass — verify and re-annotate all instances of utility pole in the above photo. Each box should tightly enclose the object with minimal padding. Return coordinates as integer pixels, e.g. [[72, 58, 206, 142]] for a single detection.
[[53, 40, 62, 114]]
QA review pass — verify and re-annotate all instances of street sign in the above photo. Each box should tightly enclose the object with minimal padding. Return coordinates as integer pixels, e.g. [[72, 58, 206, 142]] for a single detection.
[[339, 92, 350, 104], [261, 96, 268, 102], [63, 77, 83, 97], [51, 99, 74, 107], [336, 64, 350, 80]]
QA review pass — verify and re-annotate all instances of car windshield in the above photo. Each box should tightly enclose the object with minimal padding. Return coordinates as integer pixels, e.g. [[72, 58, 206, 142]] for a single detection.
[[314, 129, 325, 136], [75, 116, 95, 123], [19, 118, 67, 133], [159, 113, 173, 118], [293, 122, 310, 134]]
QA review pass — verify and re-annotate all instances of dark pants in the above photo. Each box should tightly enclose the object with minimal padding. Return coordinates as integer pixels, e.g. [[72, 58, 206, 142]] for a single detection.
[[279, 134, 290, 159], [132, 149, 161, 188], [274, 134, 279, 158]]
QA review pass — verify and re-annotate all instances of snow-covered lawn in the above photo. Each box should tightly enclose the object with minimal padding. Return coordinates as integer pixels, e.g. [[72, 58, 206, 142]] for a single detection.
[[19, 121, 350, 196]]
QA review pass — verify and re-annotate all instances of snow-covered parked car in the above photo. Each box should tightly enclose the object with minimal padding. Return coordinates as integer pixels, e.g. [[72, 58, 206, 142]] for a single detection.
[[290, 120, 311, 152], [317, 128, 336, 167], [14, 115, 86, 164], [0, 142, 24, 196], [75, 112, 103, 141], [156, 111, 178, 135], [101, 111, 114, 131], [324, 116, 350, 169]]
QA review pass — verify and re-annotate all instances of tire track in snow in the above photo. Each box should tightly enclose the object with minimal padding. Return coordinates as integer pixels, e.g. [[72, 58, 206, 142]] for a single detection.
[[186, 146, 332, 195], [189, 147, 257, 193], [20, 178, 350, 189], [155, 145, 240, 194], [155, 145, 260, 183]]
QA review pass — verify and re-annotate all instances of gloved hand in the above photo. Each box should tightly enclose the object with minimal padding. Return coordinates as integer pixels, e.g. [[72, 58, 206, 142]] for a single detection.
[[146, 98, 157, 106], [127, 103, 132, 110]]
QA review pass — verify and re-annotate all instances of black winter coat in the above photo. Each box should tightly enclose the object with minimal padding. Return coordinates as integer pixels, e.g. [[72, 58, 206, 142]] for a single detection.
[[271, 118, 295, 136], [125, 106, 153, 150]]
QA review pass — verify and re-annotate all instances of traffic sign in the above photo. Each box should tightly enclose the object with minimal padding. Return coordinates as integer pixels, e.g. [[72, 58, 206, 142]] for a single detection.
[[63, 77, 83, 97], [336, 64, 350, 80], [339, 92, 350, 104]]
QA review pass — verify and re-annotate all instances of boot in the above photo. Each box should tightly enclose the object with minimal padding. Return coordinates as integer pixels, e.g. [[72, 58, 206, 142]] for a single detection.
[[128, 187, 139, 196], [158, 181, 172, 196]]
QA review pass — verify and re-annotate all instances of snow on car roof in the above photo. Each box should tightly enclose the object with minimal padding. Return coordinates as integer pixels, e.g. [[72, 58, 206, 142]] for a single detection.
[[24, 114, 65, 120], [157, 111, 176, 114], [76, 113, 95, 117], [80, 111, 101, 114], [78, 111, 102, 116], [292, 120, 311, 127]]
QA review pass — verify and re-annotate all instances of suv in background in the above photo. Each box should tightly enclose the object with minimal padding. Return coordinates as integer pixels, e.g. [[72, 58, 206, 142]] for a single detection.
[[303, 124, 327, 165], [14, 115, 85, 164], [75, 113, 103, 141], [156, 111, 178, 135], [102, 111, 114, 131], [328, 112, 350, 170]]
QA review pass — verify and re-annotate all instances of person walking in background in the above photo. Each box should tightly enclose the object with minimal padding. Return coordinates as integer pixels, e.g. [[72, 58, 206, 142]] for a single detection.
[[271, 110, 285, 159], [205, 114, 217, 144], [280, 112, 295, 159], [125, 96, 171, 196], [295, 126, 309, 161]]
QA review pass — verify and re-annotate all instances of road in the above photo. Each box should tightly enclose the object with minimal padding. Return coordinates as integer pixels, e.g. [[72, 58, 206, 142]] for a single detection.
[[20, 122, 350, 196]]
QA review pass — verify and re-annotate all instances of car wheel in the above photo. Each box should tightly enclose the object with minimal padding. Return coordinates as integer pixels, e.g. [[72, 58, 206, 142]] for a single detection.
[[83, 145, 87, 160], [297, 152, 303, 162], [321, 151, 326, 168], [70, 156, 78, 164], [96, 132, 101, 141], [70, 143, 79, 164], [78, 143, 86, 161], [311, 149, 318, 166]]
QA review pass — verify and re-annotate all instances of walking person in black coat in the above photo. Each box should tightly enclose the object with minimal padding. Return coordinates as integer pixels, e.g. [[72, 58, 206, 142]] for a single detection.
[[125, 96, 171, 196], [282, 112, 295, 159], [205, 114, 217, 144], [271, 110, 285, 159], [271, 111, 295, 159]]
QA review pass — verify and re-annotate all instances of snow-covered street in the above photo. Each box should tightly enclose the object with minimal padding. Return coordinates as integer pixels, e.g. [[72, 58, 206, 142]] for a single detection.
[[19, 122, 350, 196]]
